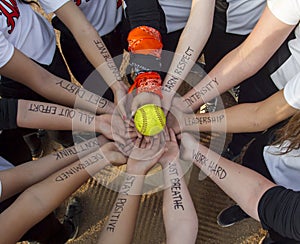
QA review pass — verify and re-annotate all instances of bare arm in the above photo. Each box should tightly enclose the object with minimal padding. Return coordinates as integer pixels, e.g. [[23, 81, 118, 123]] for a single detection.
[[0, 137, 101, 201], [178, 89, 297, 133], [0, 143, 126, 244], [16, 99, 131, 144], [97, 172, 144, 244], [54, 1, 127, 117], [177, 5, 296, 111], [0, 49, 114, 114], [180, 133, 276, 221], [162, 0, 215, 112], [160, 129, 198, 244], [98, 136, 165, 244]]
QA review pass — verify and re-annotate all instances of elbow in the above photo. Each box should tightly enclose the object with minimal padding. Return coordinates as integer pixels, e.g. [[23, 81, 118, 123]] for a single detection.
[[20, 186, 56, 217], [249, 105, 271, 132], [250, 119, 268, 132]]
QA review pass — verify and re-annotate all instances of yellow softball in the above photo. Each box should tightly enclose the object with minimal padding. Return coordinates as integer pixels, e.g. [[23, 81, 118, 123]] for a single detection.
[[134, 104, 166, 136]]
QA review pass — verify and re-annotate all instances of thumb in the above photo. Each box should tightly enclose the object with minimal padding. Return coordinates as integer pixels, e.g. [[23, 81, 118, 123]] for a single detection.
[[109, 152, 127, 165]]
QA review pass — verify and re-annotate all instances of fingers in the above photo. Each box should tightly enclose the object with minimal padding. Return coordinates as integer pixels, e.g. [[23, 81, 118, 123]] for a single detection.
[[134, 137, 143, 148], [140, 137, 148, 149], [177, 133, 182, 140], [117, 139, 135, 156], [101, 142, 118, 151], [96, 135, 110, 146], [163, 127, 170, 141], [109, 152, 127, 165], [130, 93, 161, 117], [169, 128, 177, 142], [113, 134, 126, 145]]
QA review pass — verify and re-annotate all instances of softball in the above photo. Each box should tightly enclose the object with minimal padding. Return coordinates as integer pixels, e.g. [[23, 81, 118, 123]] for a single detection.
[[134, 104, 166, 136]]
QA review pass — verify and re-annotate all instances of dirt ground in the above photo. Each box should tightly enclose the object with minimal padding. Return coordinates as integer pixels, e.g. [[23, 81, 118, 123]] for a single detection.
[[19, 93, 266, 244], [63, 93, 266, 244], [18, 6, 267, 244]]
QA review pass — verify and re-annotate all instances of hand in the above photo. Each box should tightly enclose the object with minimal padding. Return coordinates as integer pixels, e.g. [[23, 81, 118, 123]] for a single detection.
[[113, 81, 131, 119], [96, 134, 110, 146], [131, 92, 161, 117], [159, 128, 179, 168], [114, 119, 139, 156], [178, 132, 198, 162], [96, 114, 137, 145], [172, 96, 193, 113], [101, 142, 127, 166], [161, 89, 176, 115], [127, 134, 166, 175], [166, 109, 185, 135]]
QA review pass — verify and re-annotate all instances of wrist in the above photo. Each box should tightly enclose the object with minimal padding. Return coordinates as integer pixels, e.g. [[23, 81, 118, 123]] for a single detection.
[[110, 81, 122, 93], [95, 115, 104, 134], [126, 162, 149, 175], [97, 100, 114, 114]]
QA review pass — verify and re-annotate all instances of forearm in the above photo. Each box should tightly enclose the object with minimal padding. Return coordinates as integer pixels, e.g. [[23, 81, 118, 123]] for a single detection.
[[0, 49, 114, 114], [17, 99, 104, 132], [162, 161, 198, 244], [0, 149, 110, 243], [182, 104, 275, 133], [98, 172, 145, 244], [190, 141, 275, 220], [0, 137, 100, 201], [162, 0, 214, 100], [180, 6, 295, 111], [183, 90, 297, 133], [55, 2, 123, 92], [180, 44, 268, 111]]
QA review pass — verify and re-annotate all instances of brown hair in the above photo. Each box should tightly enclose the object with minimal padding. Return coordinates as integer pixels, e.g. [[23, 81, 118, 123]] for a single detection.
[[274, 111, 300, 154]]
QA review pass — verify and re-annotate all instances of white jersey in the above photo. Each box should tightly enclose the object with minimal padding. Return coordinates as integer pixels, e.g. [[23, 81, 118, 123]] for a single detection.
[[75, 0, 122, 36], [0, 0, 56, 68], [41, 0, 122, 36], [262, 0, 300, 192], [264, 142, 300, 191], [225, 0, 266, 35], [267, 0, 300, 109], [158, 0, 192, 33], [158, 0, 266, 35]]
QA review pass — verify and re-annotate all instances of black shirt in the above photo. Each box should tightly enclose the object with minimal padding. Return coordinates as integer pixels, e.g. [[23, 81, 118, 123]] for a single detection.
[[258, 186, 300, 241]]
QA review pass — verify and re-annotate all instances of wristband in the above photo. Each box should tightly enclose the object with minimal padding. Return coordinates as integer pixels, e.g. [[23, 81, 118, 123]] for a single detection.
[[128, 71, 162, 98]]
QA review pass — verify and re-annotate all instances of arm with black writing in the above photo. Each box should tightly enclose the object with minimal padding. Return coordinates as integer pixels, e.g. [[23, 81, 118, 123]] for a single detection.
[[0, 137, 105, 202], [0, 49, 115, 115], [0, 143, 126, 244], [162, 0, 214, 113], [174, 6, 296, 112], [168, 90, 297, 134], [16, 99, 134, 144], [180, 133, 275, 221], [98, 136, 165, 244], [54, 1, 128, 118], [160, 129, 198, 244]]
